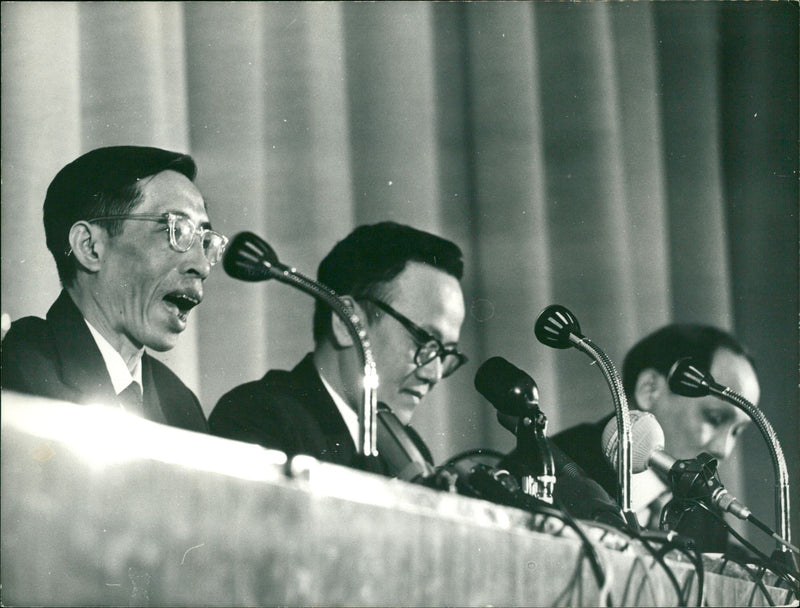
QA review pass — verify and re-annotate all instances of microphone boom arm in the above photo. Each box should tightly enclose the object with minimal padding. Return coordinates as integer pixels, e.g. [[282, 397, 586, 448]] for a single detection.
[[712, 385, 791, 553], [569, 334, 636, 529]]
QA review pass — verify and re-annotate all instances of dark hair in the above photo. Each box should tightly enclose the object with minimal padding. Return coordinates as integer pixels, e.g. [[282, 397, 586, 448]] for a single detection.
[[43, 145, 197, 286], [312, 221, 464, 342], [622, 324, 756, 404]]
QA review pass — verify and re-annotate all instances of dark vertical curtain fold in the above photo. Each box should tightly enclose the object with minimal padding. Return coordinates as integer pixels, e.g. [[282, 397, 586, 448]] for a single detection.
[[2, 1, 796, 548]]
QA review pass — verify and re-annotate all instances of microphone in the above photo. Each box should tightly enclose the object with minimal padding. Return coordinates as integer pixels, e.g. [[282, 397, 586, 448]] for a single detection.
[[223, 232, 379, 457], [475, 357, 625, 525], [535, 305, 637, 527], [668, 357, 792, 552], [602, 411, 752, 520], [474, 356, 540, 417], [475, 357, 555, 502]]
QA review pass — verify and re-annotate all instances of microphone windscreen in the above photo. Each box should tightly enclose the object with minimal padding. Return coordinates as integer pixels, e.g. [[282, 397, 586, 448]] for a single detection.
[[601, 410, 664, 474], [474, 357, 537, 416], [534, 304, 582, 349], [668, 357, 711, 397], [223, 232, 281, 282]]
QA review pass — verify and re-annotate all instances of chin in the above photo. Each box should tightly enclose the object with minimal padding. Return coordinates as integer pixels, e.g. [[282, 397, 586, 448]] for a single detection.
[[392, 401, 415, 425], [145, 333, 180, 352]]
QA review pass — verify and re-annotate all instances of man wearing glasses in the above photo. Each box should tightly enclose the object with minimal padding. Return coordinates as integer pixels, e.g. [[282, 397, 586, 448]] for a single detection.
[[209, 222, 466, 476], [2, 146, 227, 432]]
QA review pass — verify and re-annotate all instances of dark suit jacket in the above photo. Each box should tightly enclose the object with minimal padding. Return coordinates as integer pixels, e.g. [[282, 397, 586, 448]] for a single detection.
[[1, 290, 207, 433], [552, 414, 729, 552], [209, 353, 433, 477]]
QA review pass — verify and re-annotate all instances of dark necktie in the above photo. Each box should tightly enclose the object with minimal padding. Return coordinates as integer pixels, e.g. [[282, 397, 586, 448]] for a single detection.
[[118, 382, 144, 417]]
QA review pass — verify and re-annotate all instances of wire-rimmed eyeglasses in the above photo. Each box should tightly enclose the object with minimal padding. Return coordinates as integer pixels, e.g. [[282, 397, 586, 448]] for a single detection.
[[362, 297, 468, 378], [88, 212, 229, 265]]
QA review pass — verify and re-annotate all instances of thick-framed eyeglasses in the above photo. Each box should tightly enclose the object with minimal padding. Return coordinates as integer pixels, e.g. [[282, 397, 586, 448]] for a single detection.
[[88, 212, 229, 265], [362, 297, 468, 378]]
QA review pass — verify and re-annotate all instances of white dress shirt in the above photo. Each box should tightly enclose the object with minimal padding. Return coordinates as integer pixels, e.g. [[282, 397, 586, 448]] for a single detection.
[[84, 320, 143, 396]]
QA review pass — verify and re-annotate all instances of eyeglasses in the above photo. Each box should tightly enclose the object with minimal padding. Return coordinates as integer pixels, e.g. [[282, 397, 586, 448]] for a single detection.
[[88, 212, 229, 265], [363, 297, 468, 378]]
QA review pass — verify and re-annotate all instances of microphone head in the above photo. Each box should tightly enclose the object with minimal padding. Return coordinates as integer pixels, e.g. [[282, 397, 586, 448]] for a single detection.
[[601, 410, 665, 474], [223, 232, 282, 282], [474, 356, 539, 416], [667, 357, 712, 397], [534, 305, 582, 349]]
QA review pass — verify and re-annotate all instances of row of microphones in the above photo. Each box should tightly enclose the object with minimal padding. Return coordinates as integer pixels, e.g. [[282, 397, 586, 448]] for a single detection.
[[532, 304, 800, 583], [222, 233, 792, 558]]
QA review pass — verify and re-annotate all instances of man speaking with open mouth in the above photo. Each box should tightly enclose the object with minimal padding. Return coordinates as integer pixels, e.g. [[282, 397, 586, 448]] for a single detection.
[[2, 145, 227, 433]]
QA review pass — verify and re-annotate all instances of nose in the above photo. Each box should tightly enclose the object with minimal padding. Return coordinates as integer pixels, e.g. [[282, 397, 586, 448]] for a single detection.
[[705, 426, 737, 461], [416, 356, 444, 384], [180, 238, 211, 280]]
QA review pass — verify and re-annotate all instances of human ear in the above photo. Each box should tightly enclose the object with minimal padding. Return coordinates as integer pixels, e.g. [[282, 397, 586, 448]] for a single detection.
[[633, 368, 666, 411], [67, 221, 103, 273], [330, 295, 361, 348]]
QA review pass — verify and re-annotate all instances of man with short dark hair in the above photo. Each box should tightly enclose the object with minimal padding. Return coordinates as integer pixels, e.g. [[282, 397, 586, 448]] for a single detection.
[[550, 324, 760, 550], [2, 146, 228, 432], [209, 222, 467, 474]]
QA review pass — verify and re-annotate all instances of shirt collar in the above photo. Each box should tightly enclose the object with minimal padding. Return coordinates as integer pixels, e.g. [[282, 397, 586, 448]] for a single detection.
[[318, 371, 360, 447], [84, 320, 143, 395]]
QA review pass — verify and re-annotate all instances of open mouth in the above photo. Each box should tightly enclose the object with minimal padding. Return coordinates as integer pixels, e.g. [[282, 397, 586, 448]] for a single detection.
[[163, 291, 201, 321]]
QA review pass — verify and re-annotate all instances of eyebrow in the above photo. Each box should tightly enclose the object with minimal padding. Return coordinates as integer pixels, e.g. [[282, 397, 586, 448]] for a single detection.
[[169, 210, 212, 229]]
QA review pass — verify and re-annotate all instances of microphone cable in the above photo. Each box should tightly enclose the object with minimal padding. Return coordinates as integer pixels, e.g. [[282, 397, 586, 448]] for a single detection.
[[623, 526, 692, 607], [674, 498, 799, 601], [540, 495, 616, 607]]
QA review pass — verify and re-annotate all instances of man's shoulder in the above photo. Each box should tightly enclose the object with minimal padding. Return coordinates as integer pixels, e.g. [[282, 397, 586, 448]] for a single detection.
[[208, 355, 333, 451], [3, 314, 52, 348], [552, 415, 617, 496], [214, 365, 311, 414], [2, 315, 61, 393], [552, 418, 606, 448]]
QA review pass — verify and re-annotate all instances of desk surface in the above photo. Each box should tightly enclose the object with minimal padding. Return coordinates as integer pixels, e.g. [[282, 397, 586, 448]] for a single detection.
[[1, 391, 794, 607]]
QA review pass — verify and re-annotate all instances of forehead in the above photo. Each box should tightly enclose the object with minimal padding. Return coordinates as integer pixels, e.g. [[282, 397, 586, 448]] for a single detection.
[[710, 347, 760, 406], [134, 170, 207, 223], [385, 262, 465, 341]]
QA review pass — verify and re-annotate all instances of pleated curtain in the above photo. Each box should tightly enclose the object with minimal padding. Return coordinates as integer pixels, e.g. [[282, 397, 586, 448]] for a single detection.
[[2, 1, 797, 548]]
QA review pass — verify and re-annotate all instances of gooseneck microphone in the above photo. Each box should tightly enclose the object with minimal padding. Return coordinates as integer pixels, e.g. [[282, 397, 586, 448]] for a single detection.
[[224, 232, 379, 457], [668, 357, 793, 555], [475, 357, 556, 502], [535, 305, 637, 528]]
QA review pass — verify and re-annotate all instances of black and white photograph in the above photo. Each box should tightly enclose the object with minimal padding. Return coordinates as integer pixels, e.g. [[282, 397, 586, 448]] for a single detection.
[[1, 1, 798, 605]]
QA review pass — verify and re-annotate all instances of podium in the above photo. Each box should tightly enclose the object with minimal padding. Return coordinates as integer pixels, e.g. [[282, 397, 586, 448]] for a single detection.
[[1, 391, 793, 607]]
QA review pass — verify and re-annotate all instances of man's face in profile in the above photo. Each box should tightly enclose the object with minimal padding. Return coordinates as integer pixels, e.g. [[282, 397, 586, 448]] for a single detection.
[[365, 261, 465, 425], [646, 348, 760, 461], [92, 170, 211, 353]]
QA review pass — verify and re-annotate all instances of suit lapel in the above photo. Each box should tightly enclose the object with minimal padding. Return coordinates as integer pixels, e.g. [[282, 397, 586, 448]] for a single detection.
[[140, 356, 167, 424], [293, 355, 357, 463], [47, 291, 118, 407]]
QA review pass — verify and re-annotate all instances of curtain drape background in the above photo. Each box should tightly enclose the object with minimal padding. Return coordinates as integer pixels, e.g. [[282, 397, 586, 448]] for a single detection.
[[2, 1, 797, 550]]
